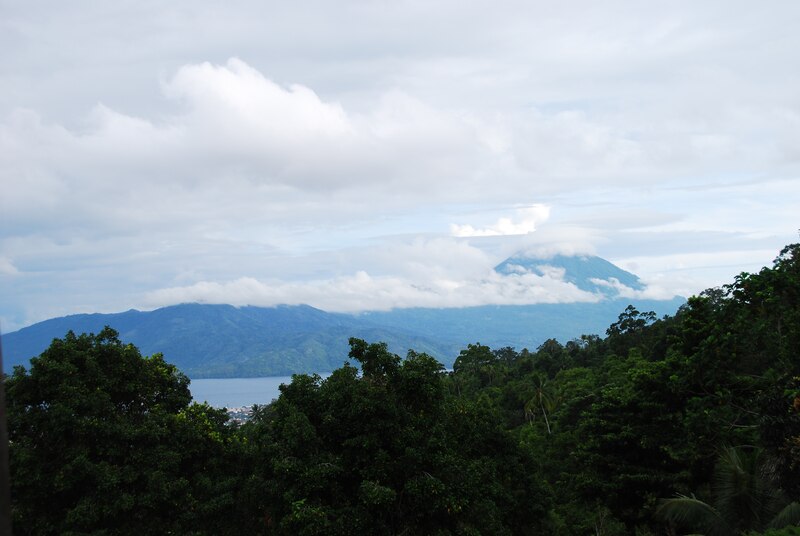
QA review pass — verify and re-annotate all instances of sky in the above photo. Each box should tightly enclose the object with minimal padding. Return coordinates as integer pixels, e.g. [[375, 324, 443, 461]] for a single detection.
[[1, 0, 799, 332]]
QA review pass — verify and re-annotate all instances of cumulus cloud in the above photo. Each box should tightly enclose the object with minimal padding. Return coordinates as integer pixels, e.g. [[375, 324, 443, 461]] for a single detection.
[[451, 204, 551, 237], [0, 257, 20, 276], [0, 58, 499, 241], [138, 234, 607, 313], [365, 237, 495, 280], [159, 58, 360, 178], [533, 264, 567, 281], [3, 52, 797, 245], [611, 249, 786, 300], [145, 267, 601, 313], [2, 0, 800, 328], [588, 277, 677, 300]]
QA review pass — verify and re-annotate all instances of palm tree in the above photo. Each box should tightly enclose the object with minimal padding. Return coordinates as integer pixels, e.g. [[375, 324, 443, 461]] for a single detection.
[[523, 375, 561, 434], [657, 446, 800, 535]]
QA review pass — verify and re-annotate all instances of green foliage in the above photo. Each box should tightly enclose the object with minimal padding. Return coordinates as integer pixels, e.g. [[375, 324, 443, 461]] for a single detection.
[[244, 339, 551, 535], [748, 528, 800, 536], [6, 242, 800, 535], [6, 327, 248, 535], [447, 244, 800, 533], [657, 446, 800, 535]]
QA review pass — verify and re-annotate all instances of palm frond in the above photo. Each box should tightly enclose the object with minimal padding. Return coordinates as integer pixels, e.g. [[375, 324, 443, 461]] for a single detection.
[[713, 446, 773, 529], [656, 495, 727, 535], [768, 502, 800, 530]]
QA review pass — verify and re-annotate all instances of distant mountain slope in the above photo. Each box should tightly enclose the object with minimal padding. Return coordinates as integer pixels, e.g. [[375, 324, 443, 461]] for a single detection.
[[2, 304, 454, 378], [356, 297, 683, 353], [495, 253, 644, 294], [2, 255, 686, 378]]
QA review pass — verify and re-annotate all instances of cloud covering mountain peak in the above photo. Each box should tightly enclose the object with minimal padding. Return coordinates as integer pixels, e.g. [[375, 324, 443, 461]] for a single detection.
[[495, 253, 645, 298]]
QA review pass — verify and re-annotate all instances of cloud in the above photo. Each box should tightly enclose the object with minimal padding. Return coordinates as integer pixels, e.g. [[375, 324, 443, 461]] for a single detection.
[[145, 267, 602, 313], [451, 205, 551, 237], [533, 264, 567, 280], [165, 59, 353, 139], [0, 58, 500, 243], [137, 234, 603, 313], [588, 277, 677, 301], [0, 257, 20, 276], [3, 52, 798, 245], [611, 248, 785, 298], [364, 237, 495, 280], [2, 1, 800, 330]]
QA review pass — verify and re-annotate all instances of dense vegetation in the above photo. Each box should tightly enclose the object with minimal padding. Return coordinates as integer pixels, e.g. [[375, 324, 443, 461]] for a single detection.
[[2, 294, 683, 378], [5, 243, 800, 535]]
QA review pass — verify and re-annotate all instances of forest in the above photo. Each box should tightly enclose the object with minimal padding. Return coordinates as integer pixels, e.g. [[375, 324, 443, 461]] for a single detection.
[[5, 243, 800, 535]]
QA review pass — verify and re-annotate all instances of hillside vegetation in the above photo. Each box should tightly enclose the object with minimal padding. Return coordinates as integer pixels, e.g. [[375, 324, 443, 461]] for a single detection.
[[5, 244, 800, 535], [2, 253, 683, 378]]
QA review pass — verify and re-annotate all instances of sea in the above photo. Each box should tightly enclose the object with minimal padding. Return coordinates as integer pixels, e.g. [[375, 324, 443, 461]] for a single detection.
[[189, 374, 331, 408]]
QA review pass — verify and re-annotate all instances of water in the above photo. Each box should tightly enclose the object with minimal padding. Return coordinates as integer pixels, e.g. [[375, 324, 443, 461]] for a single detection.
[[189, 375, 330, 408]]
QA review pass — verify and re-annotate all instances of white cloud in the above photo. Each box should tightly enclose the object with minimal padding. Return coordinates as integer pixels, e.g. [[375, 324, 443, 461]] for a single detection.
[[534, 265, 567, 280], [145, 267, 601, 313], [588, 277, 677, 301], [365, 237, 495, 280], [0, 257, 19, 276], [136, 234, 607, 314], [161, 58, 357, 168], [612, 249, 785, 299], [451, 204, 551, 237], [0, 59, 501, 242], [2, 1, 800, 329]]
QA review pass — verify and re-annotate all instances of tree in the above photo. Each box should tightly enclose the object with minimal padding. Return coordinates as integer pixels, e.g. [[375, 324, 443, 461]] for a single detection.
[[523, 374, 561, 434], [605, 305, 658, 357], [657, 446, 800, 535], [563, 348, 691, 530], [6, 327, 244, 535], [606, 305, 656, 338], [453, 343, 503, 391], [248, 338, 552, 535]]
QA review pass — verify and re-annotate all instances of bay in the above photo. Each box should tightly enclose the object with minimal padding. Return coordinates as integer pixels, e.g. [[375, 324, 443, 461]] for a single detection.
[[189, 374, 330, 408]]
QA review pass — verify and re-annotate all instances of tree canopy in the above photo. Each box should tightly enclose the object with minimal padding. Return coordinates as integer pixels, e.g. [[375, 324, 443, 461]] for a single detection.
[[5, 243, 800, 535], [6, 327, 246, 535]]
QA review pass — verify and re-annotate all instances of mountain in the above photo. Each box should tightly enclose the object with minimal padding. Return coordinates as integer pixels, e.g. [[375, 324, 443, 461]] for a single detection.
[[2, 254, 685, 378], [1, 303, 453, 378], [358, 253, 681, 350], [495, 253, 644, 294]]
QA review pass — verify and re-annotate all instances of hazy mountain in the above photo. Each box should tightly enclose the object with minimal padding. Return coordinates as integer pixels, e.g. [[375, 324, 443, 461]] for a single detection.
[[357, 254, 681, 351], [494, 253, 644, 294], [2, 255, 685, 378], [1, 303, 454, 378], [356, 300, 682, 355]]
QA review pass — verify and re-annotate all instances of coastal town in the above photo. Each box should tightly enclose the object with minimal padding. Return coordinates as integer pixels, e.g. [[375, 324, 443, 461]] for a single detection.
[[225, 406, 254, 424]]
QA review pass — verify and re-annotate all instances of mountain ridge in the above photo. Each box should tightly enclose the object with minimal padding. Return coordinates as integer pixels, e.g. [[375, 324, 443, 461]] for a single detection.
[[2, 254, 685, 377], [494, 253, 645, 295]]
